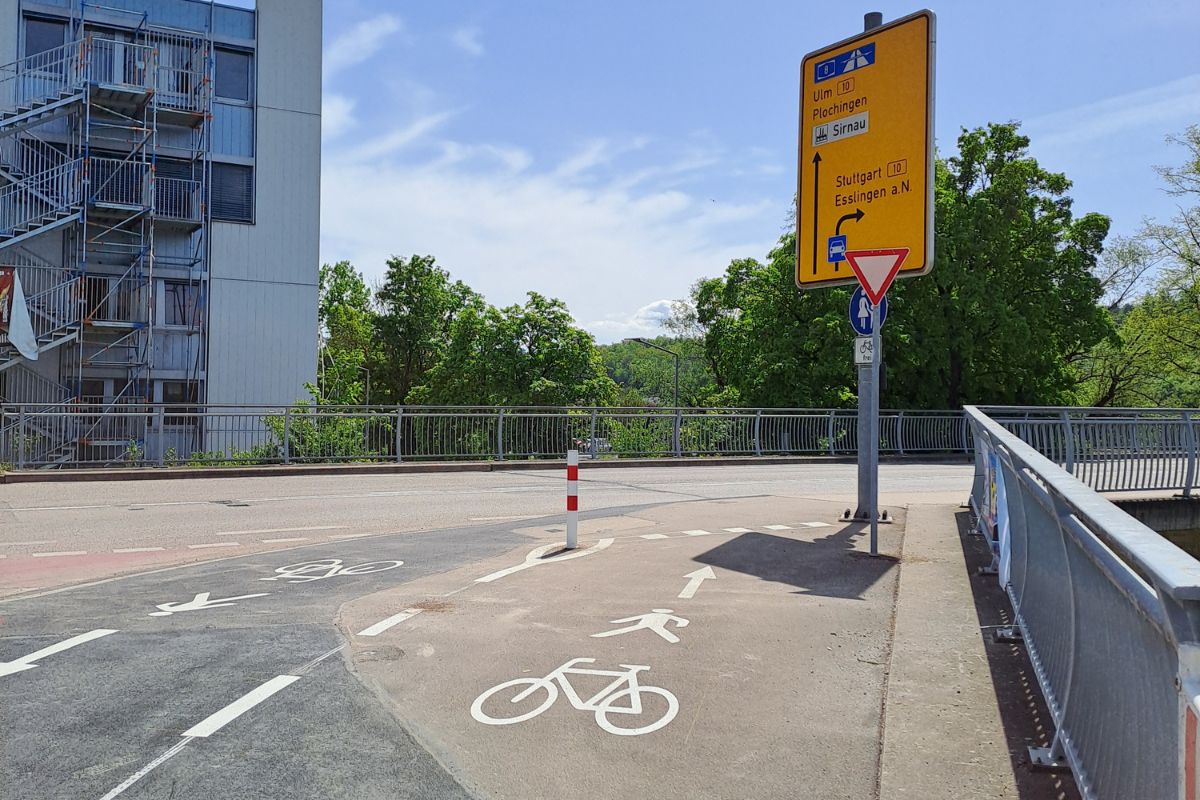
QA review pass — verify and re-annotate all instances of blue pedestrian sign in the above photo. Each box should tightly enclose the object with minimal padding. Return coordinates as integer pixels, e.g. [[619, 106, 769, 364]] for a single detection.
[[828, 235, 847, 263], [813, 43, 876, 83], [849, 286, 888, 335]]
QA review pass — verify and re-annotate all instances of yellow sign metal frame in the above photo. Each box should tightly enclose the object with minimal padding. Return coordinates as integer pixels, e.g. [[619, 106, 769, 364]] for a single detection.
[[796, 10, 936, 290]]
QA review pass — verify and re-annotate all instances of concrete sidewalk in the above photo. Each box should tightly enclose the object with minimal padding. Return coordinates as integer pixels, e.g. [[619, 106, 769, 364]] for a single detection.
[[0, 453, 968, 483], [879, 504, 1081, 800]]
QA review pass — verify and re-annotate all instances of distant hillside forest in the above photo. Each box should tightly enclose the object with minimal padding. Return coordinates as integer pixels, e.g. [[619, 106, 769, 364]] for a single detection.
[[313, 123, 1200, 410]]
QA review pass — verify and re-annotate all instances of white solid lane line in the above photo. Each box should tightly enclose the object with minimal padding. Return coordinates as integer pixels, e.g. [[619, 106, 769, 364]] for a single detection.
[[31, 550, 87, 557], [112, 547, 166, 553], [215, 525, 347, 536], [99, 738, 191, 800], [187, 542, 240, 549], [0, 629, 118, 677], [358, 608, 424, 637], [182, 675, 301, 738]]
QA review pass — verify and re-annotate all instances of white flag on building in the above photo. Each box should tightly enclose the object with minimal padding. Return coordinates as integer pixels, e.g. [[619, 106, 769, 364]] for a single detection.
[[0, 268, 38, 361]]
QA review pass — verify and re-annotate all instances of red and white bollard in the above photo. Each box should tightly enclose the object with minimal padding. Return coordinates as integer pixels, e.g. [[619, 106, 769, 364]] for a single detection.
[[566, 449, 579, 549]]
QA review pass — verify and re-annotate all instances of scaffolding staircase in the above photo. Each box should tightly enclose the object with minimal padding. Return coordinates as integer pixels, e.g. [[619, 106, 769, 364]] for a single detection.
[[0, 8, 212, 467]]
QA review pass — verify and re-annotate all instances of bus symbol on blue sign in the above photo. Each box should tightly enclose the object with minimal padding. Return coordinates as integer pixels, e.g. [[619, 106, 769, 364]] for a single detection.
[[814, 43, 876, 83]]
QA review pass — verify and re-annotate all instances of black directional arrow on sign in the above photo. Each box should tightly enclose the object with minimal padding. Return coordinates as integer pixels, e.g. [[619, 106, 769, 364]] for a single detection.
[[836, 208, 865, 235], [811, 152, 821, 276]]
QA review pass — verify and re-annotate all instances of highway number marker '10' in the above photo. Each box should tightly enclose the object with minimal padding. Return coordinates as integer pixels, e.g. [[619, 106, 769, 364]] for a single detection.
[[796, 10, 935, 290]]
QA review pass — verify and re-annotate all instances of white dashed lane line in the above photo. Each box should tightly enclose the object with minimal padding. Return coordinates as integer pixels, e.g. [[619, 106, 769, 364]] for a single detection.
[[112, 547, 166, 554], [215, 525, 347, 536], [261, 537, 309, 543], [187, 542, 240, 550], [31, 551, 88, 558]]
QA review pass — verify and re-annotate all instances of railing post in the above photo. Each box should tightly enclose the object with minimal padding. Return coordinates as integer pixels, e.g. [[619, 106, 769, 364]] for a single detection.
[[754, 409, 762, 456], [496, 409, 505, 461], [897, 410, 906, 455], [961, 412, 970, 454], [395, 406, 404, 463], [155, 405, 165, 466], [1060, 410, 1075, 473], [282, 407, 291, 465], [1184, 411, 1196, 498], [673, 408, 682, 457], [589, 408, 598, 459], [18, 407, 27, 470], [828, 410, 836, 456]]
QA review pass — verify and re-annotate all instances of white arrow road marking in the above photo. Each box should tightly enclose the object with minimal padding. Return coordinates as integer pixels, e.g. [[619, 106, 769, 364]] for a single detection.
[[678, 566, 716, 599], [148, 592, 269, 617], [476, 538, 615, 583], [0, 629, 118, 677]]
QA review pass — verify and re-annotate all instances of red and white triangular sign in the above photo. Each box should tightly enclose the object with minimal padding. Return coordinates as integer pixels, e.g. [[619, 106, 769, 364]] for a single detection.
[[844, 248, 909, 305]]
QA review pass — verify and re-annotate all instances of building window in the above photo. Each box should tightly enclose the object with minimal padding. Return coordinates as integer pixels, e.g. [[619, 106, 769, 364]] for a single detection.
[[164, 281, 200, 327], [214, 48, 252, 102], [211, 162, 254, 223], [162, 381, 199, 424], [25, 18, 66, 59]]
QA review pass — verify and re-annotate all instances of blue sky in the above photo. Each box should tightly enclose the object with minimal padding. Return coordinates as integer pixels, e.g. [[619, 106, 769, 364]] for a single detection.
[[316, 0, 1200, 342]]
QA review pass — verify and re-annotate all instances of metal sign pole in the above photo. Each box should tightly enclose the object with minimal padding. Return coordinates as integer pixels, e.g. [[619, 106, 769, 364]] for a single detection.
[[868, 301, 881, 555]]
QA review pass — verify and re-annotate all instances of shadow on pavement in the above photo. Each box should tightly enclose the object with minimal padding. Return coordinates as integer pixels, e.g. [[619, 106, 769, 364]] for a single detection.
[[692, 526, 897, 600], [954, 510, 1082, 800]]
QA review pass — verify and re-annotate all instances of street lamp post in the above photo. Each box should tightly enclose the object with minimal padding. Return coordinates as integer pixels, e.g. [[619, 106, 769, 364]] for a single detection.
[[624, 337, 680, 409]]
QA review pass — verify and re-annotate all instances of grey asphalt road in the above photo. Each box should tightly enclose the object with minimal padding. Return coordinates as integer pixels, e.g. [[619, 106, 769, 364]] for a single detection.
[[0, 463, 973, 799], [0, 518, 543, 799]]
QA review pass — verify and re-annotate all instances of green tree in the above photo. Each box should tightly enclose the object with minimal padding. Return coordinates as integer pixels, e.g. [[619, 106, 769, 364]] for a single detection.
[[599, 335, 716, 406], [372, 255, 481, 404], [1076, 126, 1200, 406], [696, 122, 1113, 409], [316, 261, 372, 404], [413, 292, 617, 406]]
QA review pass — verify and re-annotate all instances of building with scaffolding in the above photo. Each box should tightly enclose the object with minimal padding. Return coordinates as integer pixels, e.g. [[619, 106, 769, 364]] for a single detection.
[[0, 0, 320, 464]]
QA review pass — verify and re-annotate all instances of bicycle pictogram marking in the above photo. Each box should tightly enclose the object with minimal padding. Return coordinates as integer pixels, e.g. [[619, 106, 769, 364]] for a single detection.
[[470, 657, 678, 736], [260, 558, 403, 583]]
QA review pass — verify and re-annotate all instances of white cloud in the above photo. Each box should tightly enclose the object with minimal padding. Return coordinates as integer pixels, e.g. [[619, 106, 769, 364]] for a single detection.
[[325, 14, 404, 82], [587, 300, 676, 341], [339, 111, 458, 162], [322, 93, 356, 140], [321, 128, 773, 344], [451, 26, 485, 57], [1024, 73, 1200, 152]]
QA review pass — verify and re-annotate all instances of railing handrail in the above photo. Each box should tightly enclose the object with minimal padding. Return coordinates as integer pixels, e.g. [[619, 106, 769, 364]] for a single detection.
[[968, 406, 1200, 602]]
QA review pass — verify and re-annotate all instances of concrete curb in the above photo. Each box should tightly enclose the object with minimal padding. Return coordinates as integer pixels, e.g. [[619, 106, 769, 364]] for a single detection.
[[0, 453, 969, 484]]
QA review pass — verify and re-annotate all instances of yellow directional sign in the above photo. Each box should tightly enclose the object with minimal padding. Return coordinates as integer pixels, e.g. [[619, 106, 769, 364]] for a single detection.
[[796, 10, 935, 290]]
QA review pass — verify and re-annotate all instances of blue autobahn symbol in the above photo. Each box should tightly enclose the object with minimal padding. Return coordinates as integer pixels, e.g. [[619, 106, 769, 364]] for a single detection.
[[814, 43, 876, 83]]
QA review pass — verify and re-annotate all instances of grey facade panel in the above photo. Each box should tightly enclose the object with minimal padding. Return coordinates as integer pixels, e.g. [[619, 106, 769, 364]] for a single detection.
[[256, 0, 321, 116], [211, 106, 320, 285], [205, 278, 316, 405]]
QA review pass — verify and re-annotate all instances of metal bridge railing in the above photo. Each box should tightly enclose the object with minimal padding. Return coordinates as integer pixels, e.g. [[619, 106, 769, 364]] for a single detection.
[[985, 406, 1198, 495], [968, 405, 1200, 800], [0, 405, 968, 468]]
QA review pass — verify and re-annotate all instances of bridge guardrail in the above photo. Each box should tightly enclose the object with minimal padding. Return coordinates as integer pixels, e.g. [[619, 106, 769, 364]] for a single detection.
[[968, 405, 1200, 800], [0, 404, 969, 468]]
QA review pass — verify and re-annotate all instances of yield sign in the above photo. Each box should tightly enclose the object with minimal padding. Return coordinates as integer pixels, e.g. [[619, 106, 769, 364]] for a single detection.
[[844, 248, 909, 305]]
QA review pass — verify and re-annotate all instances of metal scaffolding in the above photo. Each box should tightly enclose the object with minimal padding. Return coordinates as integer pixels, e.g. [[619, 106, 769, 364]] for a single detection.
[[0, 1, 212, 464]]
